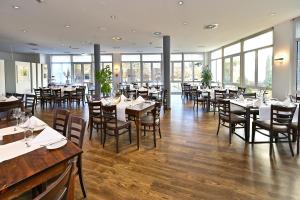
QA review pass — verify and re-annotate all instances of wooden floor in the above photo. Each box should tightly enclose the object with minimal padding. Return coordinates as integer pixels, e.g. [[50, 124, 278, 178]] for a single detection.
[[36, 95, 300, 200]]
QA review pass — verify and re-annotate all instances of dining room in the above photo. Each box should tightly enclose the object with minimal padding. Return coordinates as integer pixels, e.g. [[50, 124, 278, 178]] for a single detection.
[[1, 0, 300, 200]]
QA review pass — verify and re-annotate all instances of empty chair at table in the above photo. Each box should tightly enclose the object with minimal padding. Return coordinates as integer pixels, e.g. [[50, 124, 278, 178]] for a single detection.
[[138, 90, 148, 99], [102, 104, 132, 153], [41, 89, 53, 109], [141, 102, 162, 147], [216, 99, 247, 144], [67, 115, 87, 198], [88, 100, 103, 142], [15, 93, 25, 101], [194, 90, 209, 111], [243, 92, 256, 99], [24, 94, 36, 116], [211, 89, 227, 115], [238, 87, 246, 94], [71, 88, 85, 106], [33, 162, 73, 200], [53, 109, 70, 136], [52, 88, 67, 108], [252, 104, 296, 156]]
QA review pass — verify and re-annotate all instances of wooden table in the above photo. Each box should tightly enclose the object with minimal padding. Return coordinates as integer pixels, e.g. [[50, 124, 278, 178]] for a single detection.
[[126, 102, 155, 149], [0, 126, 82, 199]]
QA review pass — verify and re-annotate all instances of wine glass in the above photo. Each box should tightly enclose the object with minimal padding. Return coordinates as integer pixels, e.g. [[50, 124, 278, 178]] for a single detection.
[[12, 108, 21, 131]]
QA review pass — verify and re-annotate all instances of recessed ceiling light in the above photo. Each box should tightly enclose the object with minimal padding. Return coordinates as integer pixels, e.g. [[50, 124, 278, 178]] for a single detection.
[[110, 15, 117, 20], [270, 12, 276, 16], [12, 5, 20, 9], [204, 24, 219, 30], [26, 43, 38, 46], [153, 32, 162, 36], [112, 36, 122, 41], [183, 22, 188, 25], [64, 25, 71, 28], [178, 1, 184, 5], [21, 29, 27, 33], [131, 29, 136, 33]]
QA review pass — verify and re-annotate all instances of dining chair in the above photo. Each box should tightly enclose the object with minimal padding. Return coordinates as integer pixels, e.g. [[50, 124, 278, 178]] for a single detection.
[[67, 115, 87, 198], [193, 91, 209, 110], [41, 89, 53, 109], [291, 105, 300, 154], [138, 90, 149, 99], [15, 93, 25, 101], [141, 102, 162, 147], [252, 105, 296, 156], [52, 88, 67, 108], [24, 94, 36, 116], [237, 87, 246, 94], [33, 162, 73, 200], [211, 89, 227, 115], [34, 89, 42, 108], [88, 101, 103, 142], [216, 99, 247, 144], [53, 109, 70, 137], [102, 104, 132, 153], [71, 88, 85, 106]]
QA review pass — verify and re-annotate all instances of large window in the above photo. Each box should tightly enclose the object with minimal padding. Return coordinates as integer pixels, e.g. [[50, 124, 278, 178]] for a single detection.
[[51, 56, 72, 85], [296, 20, 300, 90], [210, 49, 222, 83], [141, 54, 162, 83], [121, 54, 141, 83], [244, 51, 256, 85], [223, 43, 241, 84], [183, 54, 203, 82]]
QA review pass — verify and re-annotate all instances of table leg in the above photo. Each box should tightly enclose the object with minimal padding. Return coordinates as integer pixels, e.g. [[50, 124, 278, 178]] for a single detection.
[[206, 98, 211, 112], [245, 107, 250, 143], [135, 117, 141, 149]]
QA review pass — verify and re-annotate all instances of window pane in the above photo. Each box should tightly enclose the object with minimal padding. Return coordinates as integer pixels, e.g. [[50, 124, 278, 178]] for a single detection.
[[153, 63, 161, 82], [224, 43, 241, 56], [211, 49, 222, 59], [74, 64, 82, 83], [143, 63, 151, 82], [258, 47, 272, 86], [171, 54, 182, 61], [244, 51, 256, 85], [224, 58, 231, 83], [243, 31, 273, 51], [142, 54, 161, 61], [73, 55, 92, 62], [51, 56, 71, 63], [184, 62, 193, 81], [122, 62, 130, 83], [216, 59, 222, 83], [194, 62, 203, 81], [172, 62, 182, 81], [211, 60, 217, 82], [297, 42, 300, 90], [121, 54, 140, 62], [101, 55, 113, 62], [232, 56, 240, 83], [183, 54, 203, 61], [131, 62, 141, 82], [84, 64, 92, 82], [51, 63, 71, 84]]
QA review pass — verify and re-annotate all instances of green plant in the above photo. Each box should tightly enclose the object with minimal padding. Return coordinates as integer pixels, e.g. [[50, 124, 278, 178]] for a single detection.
[[95, 65, 112, 96], [201, 66, 212, 87]]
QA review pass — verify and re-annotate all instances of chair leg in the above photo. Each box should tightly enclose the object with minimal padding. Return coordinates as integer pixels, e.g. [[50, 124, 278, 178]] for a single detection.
[[116, 132, 119, 153], [216, 118, 221, 135], [229, 124, 232, 144], [288, 132, 294, 157], [153, 125, 156, 147], [297, 131, 300, 155], [103, 129, 106, 148], [89, 119, 93, 140], [251, 122, 256, 143], [129, 125, 132, 144], [77, 155, 87, 198], [158, 125, 162, 139], [269, 131, 273, 156]]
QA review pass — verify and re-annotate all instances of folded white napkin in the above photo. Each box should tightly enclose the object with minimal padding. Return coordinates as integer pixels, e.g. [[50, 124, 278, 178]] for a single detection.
[[116, 101, 127, 122], [100, 98, 109, 106], [20, 116, 46, 129], [239, 95, 244, 101], [283, 97, 291, 106], [29, 126, 65, 146], [253, 99, 262, 107], [120, 94, 127, 102], [7, 96, 18, 102], [135, 96, 145, 104], [0, 96, 6, 101]]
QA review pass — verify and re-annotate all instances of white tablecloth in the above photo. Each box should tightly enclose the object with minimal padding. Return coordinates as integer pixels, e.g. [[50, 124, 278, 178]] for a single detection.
[[259, 104, 299, 122]]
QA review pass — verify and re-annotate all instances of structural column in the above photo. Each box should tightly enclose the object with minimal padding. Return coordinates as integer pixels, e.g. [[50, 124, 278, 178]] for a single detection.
[[94, 44, 101, 96], [163, 35, 171, 109]]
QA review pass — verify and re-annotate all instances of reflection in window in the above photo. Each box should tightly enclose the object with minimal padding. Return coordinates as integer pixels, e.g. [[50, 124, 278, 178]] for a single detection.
[[244, 51, 256, 85], [258, 47, 272, 86]]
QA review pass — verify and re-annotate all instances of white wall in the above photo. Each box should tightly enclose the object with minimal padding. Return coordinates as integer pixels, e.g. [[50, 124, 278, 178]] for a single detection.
[[272, 19, 295, 100], [112, 53, 121, 91]]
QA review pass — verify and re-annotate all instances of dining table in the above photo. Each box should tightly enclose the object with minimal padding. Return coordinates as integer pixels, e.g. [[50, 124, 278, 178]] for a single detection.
[[0, 118, 82, 199]]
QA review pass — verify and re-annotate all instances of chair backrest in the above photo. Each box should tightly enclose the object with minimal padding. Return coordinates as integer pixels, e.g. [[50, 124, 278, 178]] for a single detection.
[[228, 90, 238, 99], [138, 91, 148, 99], [102, 105, 118, 129], [152, 102, 162, 124], [53, 109, 70, 136], [126, 90, 136, 99], [42, 89, 52, 97], [15, 93, 24, 101], [217, 99, 231, 120], [237, 87, 246, 94], [214, 90, 226, 100], [34, 89, 42, 98], [243, 93, 256, 99], [6, 92, 15, 97], [52, 89, 62, 98], [25, 94, 36, 115], [76, 88, 84, 96], [33, 163, 73, 200], [67, 116, 86, 148], [270, 105, 296, 131], [88, 101, 102, 117]]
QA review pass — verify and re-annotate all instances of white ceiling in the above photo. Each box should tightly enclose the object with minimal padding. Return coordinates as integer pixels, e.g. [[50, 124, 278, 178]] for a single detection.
[[0, 0, 299, 54]]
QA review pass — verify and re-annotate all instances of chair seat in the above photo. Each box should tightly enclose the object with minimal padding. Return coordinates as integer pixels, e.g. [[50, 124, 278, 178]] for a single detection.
[[106, 120, 131, 130], [254, 120, 289, 132], [291, 122, 298, 130], [220, 114, 246, 123], [141, 115, 159, 126], [91, 116, 102, 123], [231, 109, 246, 115]]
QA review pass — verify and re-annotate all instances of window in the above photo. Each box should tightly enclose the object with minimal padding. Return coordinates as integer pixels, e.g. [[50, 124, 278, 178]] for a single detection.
[[244, 51, 256, 85], [211, 59, 222, 83], [121, 62, 141, 83], [51, 63, 71, 84], [143, 63, 151, 82], [72, 55, 92, 63], [211, 49, 222, 59], [184, 62, 193, 81], [153, 63, 161, 81], [101, 55, 113, 62], [224, 58, 231, 83], [142, 54, 161, 62], [184, 54, 203, 61], [141, 54, 162, 83], [297, 42, 300, 90], [171, 62, 182, 81], [171, 54, 182, 61], [232, 56, 240, 83], [51, 56, 71, 63], [224, 43, 241, 57], [243, 31, 273, 51], [121, 54, 140, 62]]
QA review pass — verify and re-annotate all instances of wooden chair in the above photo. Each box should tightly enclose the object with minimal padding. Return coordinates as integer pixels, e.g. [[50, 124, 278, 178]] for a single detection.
[[5, 92, 15, 97], [41, 89, 53, 109], [141, 102, 162, 147], [88, 101, 103, 142], [138, 90, 149, 99], [182, 84, 191, 100], [291, 105, 300, 154], [243, 92, 256, 99], [33, 162, 73, 200], [126, 89, 137, 99], [15, 93, 24, 101], [211, 90, 227, 115], [162, 89, 168, 112], [193, 91, 209, 110], [67, 116, 87, 198], [34, 89, 42, 108], [252, 105, 296, 156], [237, 87, 246, 94], [71, 88, 85, 106], [53, 109, 70, 136], [52, 88, 67, 108], [228, 90, 238, 98], [24, 94, 36, 116], [102, 105, 132, 153], [216, 99, 247, 144]]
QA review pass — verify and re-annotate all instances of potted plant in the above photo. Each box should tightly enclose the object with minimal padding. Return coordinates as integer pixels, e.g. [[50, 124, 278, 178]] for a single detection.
[[201, 65, 212, 87], [95, 65, 112, 97]]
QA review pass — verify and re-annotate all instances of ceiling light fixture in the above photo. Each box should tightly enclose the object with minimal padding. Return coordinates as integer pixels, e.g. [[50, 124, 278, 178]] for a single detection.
[[21, 29, 27, 33], [36, 0, 45, 3], [110, 15, 117, 20], [178, 1, 184, 5], [204, 24, 219, 30], [12, 5, 20, 9], [153, 32, 162, 36], [112, 36, 122, 41], [64, 25, 71, 28], [183, 22, 188, 25]]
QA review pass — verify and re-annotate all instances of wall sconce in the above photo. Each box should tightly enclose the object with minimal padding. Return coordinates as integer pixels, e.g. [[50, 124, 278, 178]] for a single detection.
[[114, 64, 120, 77], [274, 57, 284, 62]]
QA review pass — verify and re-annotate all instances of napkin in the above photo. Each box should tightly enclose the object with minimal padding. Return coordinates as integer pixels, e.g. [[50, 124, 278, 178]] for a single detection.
[[116, 101, 127, 122], [239, 95, 244, 101], [100, 98, 109, 106], [135, 96, 145, 104], [21, 116, 46, 129], [29, 126, 65, 146], [139, 87, 147, 91], [120, 94, 127, 102], [283, 97, 291, 106], [7, 96, 18, 102], [253, 99, 262, 107], [0, 96, 6, 101], [150, 88, 157, 92]]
